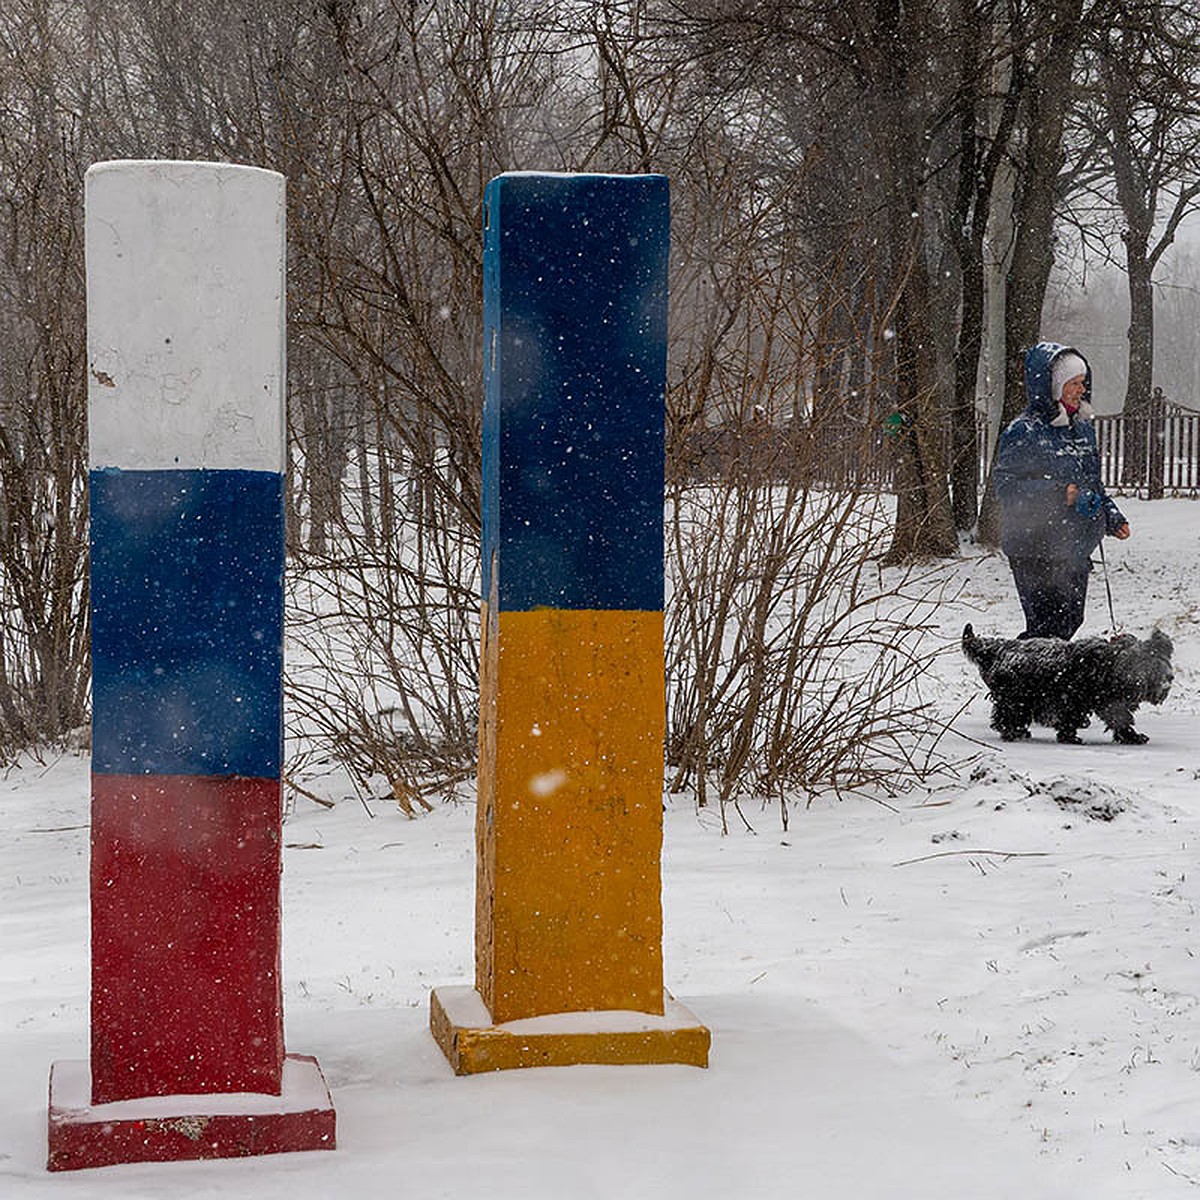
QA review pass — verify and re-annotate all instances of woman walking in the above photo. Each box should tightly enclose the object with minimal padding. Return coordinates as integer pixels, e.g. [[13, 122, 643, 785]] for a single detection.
[[993, 342, 1130, 639]]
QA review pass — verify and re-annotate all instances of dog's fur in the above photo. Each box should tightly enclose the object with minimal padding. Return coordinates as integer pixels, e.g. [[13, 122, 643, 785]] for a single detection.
[[962, 624, 1173, 745]]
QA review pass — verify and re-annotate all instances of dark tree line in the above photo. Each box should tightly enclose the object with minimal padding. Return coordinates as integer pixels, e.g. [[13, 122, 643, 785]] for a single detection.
[[665, 0, 1200, 548], [1, 0, 1198, 788]]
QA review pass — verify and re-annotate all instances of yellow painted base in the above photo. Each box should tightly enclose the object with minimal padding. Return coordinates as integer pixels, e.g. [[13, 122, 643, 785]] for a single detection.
[[430, 985, 710, 1076], [477, 605, 667, 1022]]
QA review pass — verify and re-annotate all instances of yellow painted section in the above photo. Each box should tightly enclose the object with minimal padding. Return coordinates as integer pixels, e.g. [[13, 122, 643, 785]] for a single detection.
[[430, 986, 710, 1075], [475, 604, 666, 1023]]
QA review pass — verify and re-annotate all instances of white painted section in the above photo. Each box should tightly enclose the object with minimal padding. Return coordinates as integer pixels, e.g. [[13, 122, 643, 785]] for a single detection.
[[86, 160, 286, 472]]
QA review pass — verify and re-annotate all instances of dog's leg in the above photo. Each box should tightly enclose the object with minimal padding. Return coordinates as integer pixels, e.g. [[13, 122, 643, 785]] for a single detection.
[[1052, 704, 1091, 746], [991, 698, 1031, 742], [1095, 701, 1149, 745], [1113, 727, 1149, 745]]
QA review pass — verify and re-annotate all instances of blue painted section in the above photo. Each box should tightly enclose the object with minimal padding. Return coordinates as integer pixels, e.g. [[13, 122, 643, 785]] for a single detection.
[[89, 468, 283, 778], [482, 173, 668, 613]]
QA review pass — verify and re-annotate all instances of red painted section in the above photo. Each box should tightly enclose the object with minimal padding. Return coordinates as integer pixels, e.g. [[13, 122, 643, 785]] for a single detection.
[[90, 774, 284, 1103], [47, 1055, 336, 1171]]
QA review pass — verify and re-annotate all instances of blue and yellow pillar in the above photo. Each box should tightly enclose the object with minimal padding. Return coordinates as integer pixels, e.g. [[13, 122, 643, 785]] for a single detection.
[[431, 172, 709, 1072]]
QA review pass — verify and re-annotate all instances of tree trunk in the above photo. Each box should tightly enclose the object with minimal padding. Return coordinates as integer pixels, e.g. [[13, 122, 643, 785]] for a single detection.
[[1122, 247, 1156, 424], [976, 0, 1082, 546], [947, 0, 984, 533], [870, 0, 956, 561], [1121, 255, 1155, 486], [884, 217, 957, 562], [1103, 38, 1156, 487], [948, 0, 1025, 534], [951, 250, 984, 531]]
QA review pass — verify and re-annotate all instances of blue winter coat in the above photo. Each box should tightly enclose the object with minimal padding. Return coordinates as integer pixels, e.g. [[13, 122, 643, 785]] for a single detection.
[[994, 342, 1126, 562]]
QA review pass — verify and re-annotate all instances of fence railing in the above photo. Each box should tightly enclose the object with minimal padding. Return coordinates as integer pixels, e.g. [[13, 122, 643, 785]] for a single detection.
[[1093, 396, 1200, 498], [679, 397, 1200, 499]]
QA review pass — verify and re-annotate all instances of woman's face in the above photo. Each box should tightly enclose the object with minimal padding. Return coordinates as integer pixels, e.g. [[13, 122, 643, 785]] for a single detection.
[[1060, 373, 1086, 412]]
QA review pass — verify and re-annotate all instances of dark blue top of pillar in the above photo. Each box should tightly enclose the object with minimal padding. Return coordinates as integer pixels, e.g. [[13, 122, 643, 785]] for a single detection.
[[481, 172, 668, 613], [89, 468, 284, 778]]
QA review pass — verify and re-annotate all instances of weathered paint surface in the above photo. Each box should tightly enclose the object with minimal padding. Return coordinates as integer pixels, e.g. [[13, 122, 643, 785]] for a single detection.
[[84, 162, 288, 1107], [47, 1055, 334, 1171], [85, 160, 285, 474], [481, 171, 667, 612], [54, 160, 333, 1163], [430, 986, 709, 1075], [89, 468, 283, 778], [477, 607, 666, 1022], [465, 171, 694, 1047], [90, 774, 283, 1101]]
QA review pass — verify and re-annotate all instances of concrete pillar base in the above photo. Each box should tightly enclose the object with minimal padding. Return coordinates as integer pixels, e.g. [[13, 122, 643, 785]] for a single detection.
[[431, 984, 710, 1075], [47, 1053, 335, 1171]]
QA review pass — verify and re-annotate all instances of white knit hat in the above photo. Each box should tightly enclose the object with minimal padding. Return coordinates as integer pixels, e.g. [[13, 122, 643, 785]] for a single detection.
[[1051, 351, 1088, 402]]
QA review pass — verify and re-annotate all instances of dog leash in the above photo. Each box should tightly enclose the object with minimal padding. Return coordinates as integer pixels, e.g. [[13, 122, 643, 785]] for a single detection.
[[1097, 539, 1120, 635]]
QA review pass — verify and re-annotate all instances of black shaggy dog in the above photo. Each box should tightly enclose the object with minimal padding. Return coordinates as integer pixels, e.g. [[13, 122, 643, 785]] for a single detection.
[[962, 624, 1173, 745]]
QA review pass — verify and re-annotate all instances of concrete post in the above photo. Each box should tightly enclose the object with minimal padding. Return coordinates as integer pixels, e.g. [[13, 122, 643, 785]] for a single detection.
[[48, 160, 335, 1169], [430, 172, 709, 1073]]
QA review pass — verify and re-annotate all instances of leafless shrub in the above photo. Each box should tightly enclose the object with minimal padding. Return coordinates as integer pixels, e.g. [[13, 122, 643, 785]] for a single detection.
[[0, 1, 965, 817], [0, 5, 92, 758], [284, 440, 479, 810], [663, 159, 961, 829], [666, 460, 959, 831]]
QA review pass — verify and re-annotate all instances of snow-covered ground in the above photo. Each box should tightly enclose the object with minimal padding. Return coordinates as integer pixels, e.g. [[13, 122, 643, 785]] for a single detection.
[[3, 496, 1199, 1198]]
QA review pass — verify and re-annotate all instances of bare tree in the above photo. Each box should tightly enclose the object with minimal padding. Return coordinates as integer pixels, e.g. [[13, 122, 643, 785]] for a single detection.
[[975, 0, 1096, 544], [1094, 3, 1200, 482], [9, 0, 1168, 806], [940, 0, 1022, 532], [0, 0, 94, 753]]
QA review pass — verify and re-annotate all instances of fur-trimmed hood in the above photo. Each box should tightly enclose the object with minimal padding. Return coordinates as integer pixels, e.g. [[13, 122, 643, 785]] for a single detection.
[[1023, 341, 1093, 423]]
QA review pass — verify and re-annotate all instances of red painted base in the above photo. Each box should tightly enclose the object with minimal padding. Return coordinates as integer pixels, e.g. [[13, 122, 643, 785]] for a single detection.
[[47, 1053, 335, 1172], [90, 773, 284, 1101]]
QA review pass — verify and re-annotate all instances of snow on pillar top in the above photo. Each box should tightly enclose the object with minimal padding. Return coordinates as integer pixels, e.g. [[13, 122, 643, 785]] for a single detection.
[[85, 160, 286, 473]]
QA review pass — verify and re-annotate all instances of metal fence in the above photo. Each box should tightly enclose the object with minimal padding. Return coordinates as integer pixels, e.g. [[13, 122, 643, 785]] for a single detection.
[[679, 397, 1200, 498], [1093, 397, 1200, 498]]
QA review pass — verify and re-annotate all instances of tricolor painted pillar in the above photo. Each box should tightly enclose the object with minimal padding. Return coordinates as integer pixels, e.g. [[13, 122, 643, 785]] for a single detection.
[[430, 172, 709, 1073], [47, 160, 335, 1169]]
